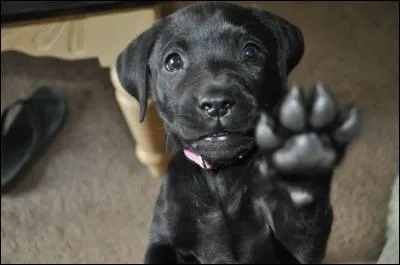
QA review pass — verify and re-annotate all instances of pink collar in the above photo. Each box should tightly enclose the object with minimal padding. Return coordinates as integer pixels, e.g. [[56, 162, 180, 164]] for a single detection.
[[183, 149, 212, 170]]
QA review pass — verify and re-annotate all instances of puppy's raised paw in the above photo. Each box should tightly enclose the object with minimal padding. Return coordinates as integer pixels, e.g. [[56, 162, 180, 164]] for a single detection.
[[256, 83, 360, 176]]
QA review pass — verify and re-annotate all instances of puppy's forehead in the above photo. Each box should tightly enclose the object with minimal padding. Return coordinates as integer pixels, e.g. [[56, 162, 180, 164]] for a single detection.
[[173, 2, 255, 25], [160, 3, 262, 47]]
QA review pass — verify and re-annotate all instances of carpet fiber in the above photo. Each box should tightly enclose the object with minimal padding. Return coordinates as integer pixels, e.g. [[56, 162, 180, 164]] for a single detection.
[[1, 1, 399, 264]]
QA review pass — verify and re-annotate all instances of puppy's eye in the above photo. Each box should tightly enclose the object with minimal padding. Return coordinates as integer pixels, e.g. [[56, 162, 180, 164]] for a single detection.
[[242, 43, 258, 60], [165, 53, 183, 72]]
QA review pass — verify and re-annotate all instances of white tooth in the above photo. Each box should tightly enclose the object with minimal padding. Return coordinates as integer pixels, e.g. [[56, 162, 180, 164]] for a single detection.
[[288, 188, 313, 206], [218, 136, 227, 141]]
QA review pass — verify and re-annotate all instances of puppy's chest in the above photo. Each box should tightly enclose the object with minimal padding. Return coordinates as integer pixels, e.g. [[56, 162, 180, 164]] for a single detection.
[[191, 178, 268, 261], [194, 177, 268, 247], [199, 174, 252, 217]]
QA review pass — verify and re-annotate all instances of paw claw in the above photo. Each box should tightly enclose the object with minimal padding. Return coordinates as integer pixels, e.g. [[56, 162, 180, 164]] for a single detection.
[[279, 85, 306, 132], [310, 82, 337, 129], [333, 106, 360, 144], [256, 112, 282, 150]]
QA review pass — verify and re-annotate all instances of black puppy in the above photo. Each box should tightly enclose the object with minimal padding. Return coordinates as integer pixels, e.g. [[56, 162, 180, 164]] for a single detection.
[[116, 2, 360, 264]]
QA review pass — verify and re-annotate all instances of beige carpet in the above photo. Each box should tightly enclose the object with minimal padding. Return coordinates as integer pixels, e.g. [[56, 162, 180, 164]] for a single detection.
[[1, 1, 399, 264]]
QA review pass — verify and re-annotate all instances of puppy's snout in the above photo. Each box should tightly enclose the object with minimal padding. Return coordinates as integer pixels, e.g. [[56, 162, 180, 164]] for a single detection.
[[198, 89, 235, 118]]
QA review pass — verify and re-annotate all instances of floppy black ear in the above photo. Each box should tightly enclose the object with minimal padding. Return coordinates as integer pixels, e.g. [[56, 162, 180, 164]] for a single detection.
[[116, 20, 162, 122], [254, 9, 305, 75]]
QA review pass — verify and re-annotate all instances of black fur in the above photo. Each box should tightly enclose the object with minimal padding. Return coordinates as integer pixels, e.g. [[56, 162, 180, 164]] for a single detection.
[[116, 2, 360, 264]]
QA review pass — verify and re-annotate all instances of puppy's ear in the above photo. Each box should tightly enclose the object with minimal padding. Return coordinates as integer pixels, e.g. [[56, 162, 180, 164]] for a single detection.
[[116, 20, 162, 122], [254, 9, 304, 75]]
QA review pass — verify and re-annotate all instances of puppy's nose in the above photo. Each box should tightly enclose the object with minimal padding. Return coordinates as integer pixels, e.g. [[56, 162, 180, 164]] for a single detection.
[[198, 92, 235, 118]]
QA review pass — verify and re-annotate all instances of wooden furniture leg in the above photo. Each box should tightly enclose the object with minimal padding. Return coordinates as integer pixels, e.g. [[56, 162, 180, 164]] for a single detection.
[[1, 4, 171, 177], [111, 66, 171, 177]]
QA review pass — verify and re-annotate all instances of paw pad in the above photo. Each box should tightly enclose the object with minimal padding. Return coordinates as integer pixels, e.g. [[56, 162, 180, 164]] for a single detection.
[[256, 83, 360, 174]]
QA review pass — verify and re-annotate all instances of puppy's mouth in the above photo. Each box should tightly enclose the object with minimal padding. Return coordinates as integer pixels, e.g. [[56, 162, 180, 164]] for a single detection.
[[183, 131, 256, 164], [189, 130, 253, 143]]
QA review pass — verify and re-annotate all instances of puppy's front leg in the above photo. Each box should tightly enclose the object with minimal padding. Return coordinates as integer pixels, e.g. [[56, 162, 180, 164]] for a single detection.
[[143, 185, 182, 264], [144, 243, 179, 264], [144, 181, 237, 264], [254, 84, 360, 264]]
